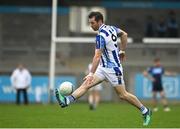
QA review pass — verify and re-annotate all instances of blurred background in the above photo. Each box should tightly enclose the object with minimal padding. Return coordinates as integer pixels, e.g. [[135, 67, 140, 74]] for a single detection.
[[0, 0, 180, 103]]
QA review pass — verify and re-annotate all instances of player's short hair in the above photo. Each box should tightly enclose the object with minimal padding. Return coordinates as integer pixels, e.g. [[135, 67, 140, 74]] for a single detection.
[[88, 11, 104, 22]]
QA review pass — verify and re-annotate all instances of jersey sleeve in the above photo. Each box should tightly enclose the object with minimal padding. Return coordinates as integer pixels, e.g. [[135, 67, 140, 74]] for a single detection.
[[95, 35, 106, 49], [112, 26, 122, 34]]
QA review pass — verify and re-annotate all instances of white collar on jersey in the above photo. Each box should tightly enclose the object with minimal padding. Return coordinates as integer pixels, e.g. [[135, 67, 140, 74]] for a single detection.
[[98, 24, 105, 32]]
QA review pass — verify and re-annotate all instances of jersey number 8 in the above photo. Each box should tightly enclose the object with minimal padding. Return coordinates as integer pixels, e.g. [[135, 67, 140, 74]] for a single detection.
[[111, 34, 117, 42]]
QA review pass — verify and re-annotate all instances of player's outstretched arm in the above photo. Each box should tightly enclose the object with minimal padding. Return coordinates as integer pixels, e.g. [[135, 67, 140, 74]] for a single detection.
[[119, 30, 128, 62], [120, 30, 128, 50], [84, 49, 102, 84]]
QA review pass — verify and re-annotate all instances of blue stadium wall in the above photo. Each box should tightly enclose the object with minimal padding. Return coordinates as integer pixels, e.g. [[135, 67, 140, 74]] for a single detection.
[[0, 76, 76, 103], [135, 74, 180, 100], [0, 74, 180, 103]]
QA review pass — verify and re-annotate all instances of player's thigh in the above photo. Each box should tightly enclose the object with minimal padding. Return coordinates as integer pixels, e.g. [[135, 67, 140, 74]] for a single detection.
[[83, 74, 104, 89], [113, 84, 127, 96], [91, 74, 104, 87]]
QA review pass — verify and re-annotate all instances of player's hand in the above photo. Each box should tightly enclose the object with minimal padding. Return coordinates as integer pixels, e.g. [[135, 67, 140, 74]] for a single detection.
[[86, 75, 94, 85], [119, 53, 126, 62], [83, 73, 94, 85]]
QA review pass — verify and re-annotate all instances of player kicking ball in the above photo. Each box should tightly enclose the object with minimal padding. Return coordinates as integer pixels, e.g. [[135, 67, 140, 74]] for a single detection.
[[55, 11, 152, 126]]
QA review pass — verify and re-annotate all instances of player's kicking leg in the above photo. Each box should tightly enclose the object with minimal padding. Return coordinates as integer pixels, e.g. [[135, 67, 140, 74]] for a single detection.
[[55, 75, 103, 108], [114, 86, 152, 126]]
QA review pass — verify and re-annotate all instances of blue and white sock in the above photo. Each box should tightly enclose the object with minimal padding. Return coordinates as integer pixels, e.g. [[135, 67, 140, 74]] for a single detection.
[[66, 95, 76, 105], [140, 105, 148, 115]]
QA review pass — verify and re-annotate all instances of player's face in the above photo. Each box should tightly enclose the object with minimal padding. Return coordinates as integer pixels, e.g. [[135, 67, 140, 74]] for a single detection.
[[18, 64, 24, 71], [89, 17, 100, 31], [155, 61, 161, 66]]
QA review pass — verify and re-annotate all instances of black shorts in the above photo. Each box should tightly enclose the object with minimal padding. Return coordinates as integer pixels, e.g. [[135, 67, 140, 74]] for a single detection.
[[152, 83, 163, 92]]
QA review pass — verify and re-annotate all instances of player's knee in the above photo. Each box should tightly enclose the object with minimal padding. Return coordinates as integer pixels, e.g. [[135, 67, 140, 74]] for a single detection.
[[153, 95, 156, 99], [119, 95, 125, 100], [161, 95, 166, 99], [119, 92, 128, 100]]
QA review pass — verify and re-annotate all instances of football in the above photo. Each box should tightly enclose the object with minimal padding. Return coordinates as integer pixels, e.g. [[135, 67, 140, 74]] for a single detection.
[[59, 81, 73, 96]]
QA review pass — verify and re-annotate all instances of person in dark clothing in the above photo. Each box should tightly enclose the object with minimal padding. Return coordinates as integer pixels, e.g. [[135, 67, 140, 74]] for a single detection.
[[156, 17, 167, 37], [143, 58, 175, 112], [145, 16, 155, 37], [167, 10, 179, 37]]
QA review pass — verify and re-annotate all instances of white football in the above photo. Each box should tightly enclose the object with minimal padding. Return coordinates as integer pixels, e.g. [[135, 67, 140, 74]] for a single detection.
[[59, 81, 73, 96]]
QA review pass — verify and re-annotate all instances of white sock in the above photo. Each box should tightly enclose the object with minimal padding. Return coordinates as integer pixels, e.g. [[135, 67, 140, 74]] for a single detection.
[[140, 105, 148, 115], [66, 95, 76, 105], [65, 97, 70, 105]]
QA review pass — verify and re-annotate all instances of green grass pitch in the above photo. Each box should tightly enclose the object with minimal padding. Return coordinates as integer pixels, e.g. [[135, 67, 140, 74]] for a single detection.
[[0, 103, 180, 128]]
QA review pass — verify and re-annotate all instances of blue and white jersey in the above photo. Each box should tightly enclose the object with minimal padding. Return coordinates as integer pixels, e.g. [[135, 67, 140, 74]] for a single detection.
[[95, 24, 122, 68]]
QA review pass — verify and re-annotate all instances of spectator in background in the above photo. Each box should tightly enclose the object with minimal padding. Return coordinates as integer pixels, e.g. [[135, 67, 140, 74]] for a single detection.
[[156, 17, 167, 37], [86, 63, 103, 110], [145, 16, 155, 37], [167, 10, 179, 37], [11, 63, 32, 105], [143, 58, 175, 112]]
